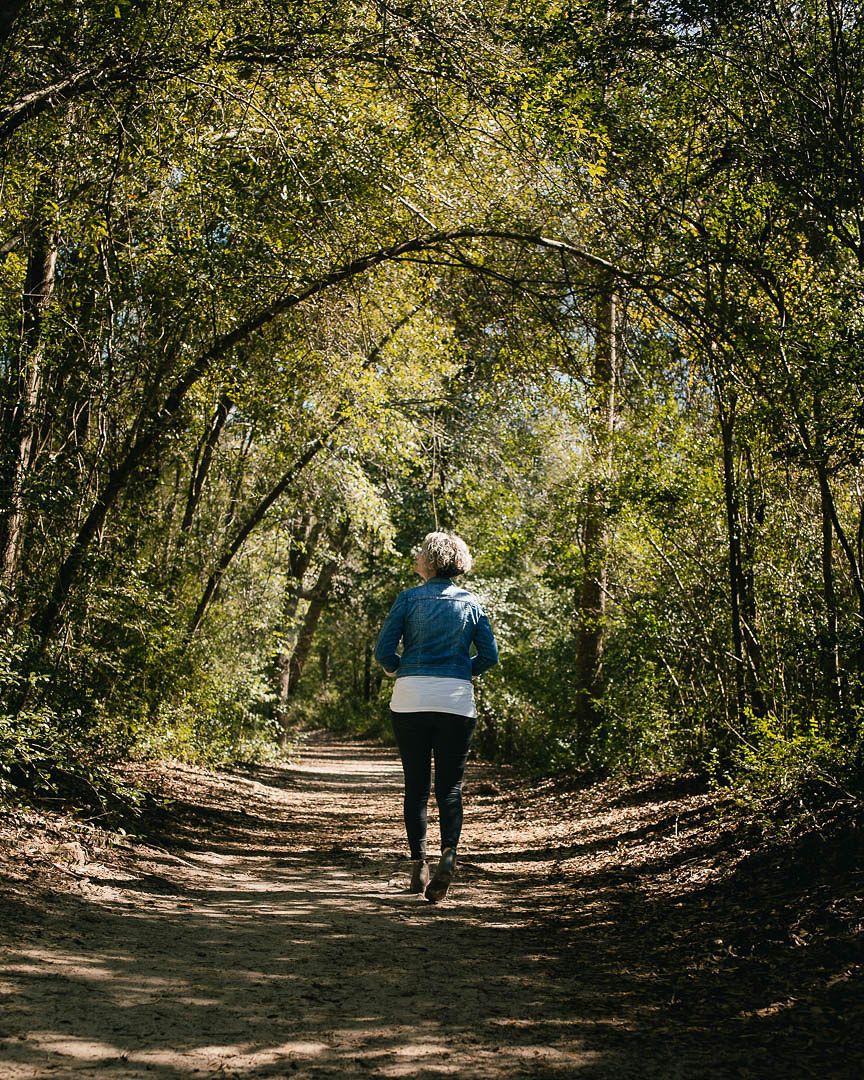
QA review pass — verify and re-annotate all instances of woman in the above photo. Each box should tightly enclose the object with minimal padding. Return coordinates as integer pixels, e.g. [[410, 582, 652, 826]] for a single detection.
[[374, 531, 498, 902]]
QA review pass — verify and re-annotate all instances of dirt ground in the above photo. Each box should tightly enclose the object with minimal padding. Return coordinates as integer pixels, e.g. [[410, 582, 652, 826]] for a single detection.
[[0, 734, 862, 1079]]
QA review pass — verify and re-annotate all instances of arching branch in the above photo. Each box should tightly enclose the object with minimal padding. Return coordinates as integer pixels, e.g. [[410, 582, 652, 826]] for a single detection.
[[184, 426, 342, 645], [25, 228, 624, 664], [184, 301, 426, 643]]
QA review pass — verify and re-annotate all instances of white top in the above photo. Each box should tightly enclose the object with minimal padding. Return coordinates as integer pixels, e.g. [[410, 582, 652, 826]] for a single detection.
[[389, 675, 476, 717]]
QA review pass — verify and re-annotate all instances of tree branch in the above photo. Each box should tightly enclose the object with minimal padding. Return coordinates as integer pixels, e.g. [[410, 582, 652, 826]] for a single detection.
[[26, 227, 624, 663]]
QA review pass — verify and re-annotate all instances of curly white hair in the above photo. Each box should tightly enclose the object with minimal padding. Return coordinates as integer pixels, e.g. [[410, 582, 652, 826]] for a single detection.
[[420, 531, 473, 578]]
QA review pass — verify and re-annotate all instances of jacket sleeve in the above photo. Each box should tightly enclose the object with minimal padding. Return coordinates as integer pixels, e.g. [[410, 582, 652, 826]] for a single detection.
[[471, 611, 499, 677], [374, 593, 406, 674]]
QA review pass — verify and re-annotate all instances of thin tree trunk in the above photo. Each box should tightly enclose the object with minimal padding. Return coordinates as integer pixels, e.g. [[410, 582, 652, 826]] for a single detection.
[[811, 391, 844, 716], [740, 444, 766, 712], [574, 479, 606, 744], [222, 424, 255, 535], [161, 459, 184, 570], [284, 519, 352, 698], [185, 429, 341, 644], [180, 391, 232, 537], [817, 468, 843, 718], [819, 464, 864, 622], [574, 279, 617, 757], [779, 352, 864, 632], [715, 381, 749, 725], [274, 517, 324, 733], [363, 642, 373, 703], [0, 220, 58, 601]]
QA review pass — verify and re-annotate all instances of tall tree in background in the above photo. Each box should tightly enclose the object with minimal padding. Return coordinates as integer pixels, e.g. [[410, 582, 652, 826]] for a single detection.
[[573, 277, 618, 755]]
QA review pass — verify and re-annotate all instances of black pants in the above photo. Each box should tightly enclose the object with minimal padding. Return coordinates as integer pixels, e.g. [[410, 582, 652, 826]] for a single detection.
[[390, 709, 476, 859]]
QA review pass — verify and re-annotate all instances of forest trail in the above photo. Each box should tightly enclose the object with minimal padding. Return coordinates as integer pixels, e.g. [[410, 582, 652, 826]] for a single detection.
[[1, 737, 861, 1080]]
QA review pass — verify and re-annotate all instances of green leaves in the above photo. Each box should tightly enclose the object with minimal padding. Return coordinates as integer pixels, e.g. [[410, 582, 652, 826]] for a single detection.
[[1, 0, 863, 796]]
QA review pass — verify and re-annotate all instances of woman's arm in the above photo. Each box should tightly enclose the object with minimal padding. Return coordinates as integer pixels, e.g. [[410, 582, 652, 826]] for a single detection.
[[373, 594, 406, 675], [471, 613, 498, 676]]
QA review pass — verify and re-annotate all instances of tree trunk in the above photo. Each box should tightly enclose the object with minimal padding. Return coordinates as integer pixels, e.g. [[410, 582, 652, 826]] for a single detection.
[[716, 391, 746, 724], [274, 517, 324, 733], [185, 430, 339, 644], [810, 391, 855, 717], [283, 519, 352, 701], [363, 642, 373, 703], [740, 444, 767, 713], [574, 279, 617, 758], [816, 468, 843, 721], [0, 219, 58, 603], [778, 359, 864, 688], [180, 391, 232, 537]]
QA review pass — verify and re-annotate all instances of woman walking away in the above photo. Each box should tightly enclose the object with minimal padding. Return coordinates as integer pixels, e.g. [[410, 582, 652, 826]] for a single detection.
[[374, 532, 498, 902]]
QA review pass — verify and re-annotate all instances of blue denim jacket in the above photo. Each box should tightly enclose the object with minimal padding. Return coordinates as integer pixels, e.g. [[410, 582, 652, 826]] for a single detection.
[[374, 577, 498, 681]]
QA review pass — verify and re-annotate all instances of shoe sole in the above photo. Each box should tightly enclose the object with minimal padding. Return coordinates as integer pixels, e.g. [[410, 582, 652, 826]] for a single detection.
[[424, 872, 452, 902], [425, 854, 456, 903]]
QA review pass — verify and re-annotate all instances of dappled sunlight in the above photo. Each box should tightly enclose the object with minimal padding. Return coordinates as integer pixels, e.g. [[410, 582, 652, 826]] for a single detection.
[[4, 739, 858, 1079], [1, 742, 600, 1079]]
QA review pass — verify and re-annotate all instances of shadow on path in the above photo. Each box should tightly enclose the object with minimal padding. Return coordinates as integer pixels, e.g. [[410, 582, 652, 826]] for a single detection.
[[0, 739, 861, 1079]]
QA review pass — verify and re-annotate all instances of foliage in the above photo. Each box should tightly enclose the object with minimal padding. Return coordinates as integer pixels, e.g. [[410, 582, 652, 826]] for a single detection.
[[734, 711, 863, 812], [1, 0, 863, 814]]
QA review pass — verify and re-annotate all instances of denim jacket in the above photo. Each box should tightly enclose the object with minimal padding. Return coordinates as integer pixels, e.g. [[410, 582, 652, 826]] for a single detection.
[[374, 577, 498, 682]]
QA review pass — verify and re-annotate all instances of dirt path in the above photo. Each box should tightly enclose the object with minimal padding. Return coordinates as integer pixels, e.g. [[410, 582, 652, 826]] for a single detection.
[[1, 736, 861, 1079]]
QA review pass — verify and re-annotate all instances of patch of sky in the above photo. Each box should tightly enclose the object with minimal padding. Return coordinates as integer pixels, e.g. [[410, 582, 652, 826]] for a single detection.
[[649, 1, 713, 41], [207, 222, 233, 247]]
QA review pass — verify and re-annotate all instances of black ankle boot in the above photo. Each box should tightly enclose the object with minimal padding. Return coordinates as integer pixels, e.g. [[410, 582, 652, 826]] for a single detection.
[[425, 847, 456, 902], [409, 859, 430, 894]]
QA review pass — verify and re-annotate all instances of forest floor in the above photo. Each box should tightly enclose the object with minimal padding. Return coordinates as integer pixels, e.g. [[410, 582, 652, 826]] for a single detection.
[[0, 734, 862, 1080]]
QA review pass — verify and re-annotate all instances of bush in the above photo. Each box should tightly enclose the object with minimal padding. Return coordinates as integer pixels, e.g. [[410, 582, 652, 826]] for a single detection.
[[732, 710, 863, 830]]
